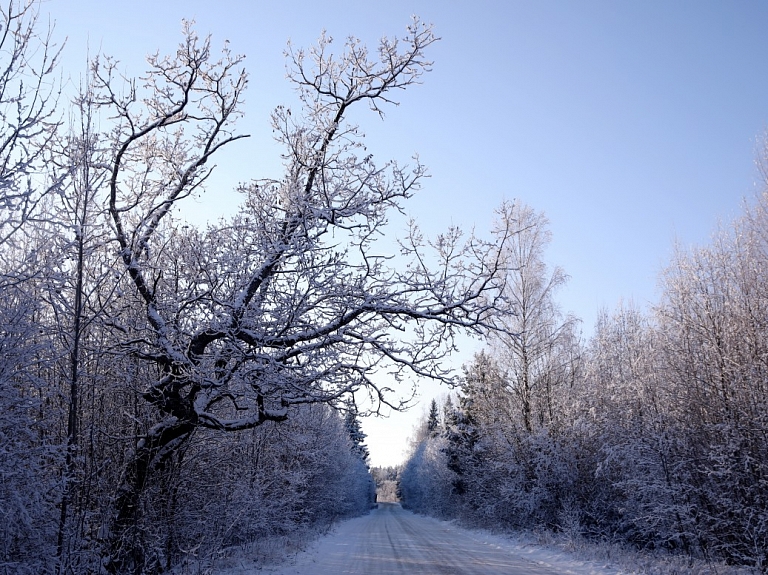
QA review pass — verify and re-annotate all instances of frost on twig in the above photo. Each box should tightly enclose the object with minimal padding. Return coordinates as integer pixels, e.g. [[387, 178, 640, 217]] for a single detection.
[[0, 0, 63, 248]]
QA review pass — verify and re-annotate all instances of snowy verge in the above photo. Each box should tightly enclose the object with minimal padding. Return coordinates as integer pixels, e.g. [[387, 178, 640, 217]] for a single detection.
[[452, 522, 758, 575], [175, 523, 335, 575]]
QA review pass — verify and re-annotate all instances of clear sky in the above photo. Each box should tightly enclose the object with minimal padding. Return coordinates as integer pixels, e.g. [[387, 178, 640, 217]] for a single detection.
[[47, 1, 768, 467]]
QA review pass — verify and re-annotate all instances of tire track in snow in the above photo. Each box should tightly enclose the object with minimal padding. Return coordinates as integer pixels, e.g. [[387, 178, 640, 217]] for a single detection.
[[263, 502, 611, 575]]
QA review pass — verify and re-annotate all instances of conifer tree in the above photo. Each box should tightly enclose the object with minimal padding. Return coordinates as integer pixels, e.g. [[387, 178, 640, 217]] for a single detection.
[[344, 402, 370, 465], [442, 396, 478, 496], [427, 399, 440, 436]]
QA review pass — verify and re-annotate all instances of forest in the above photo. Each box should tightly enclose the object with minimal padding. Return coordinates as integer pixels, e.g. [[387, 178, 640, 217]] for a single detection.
[[399, 195, 768, 569], [2, 1, 767, 573]]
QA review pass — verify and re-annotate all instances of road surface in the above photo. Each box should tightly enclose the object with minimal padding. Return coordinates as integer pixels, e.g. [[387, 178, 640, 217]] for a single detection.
[[266, 502, 612, 575]]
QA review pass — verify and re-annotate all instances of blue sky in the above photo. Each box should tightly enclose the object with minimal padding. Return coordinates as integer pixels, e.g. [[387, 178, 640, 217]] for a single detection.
[[48, 1, 768, 466]]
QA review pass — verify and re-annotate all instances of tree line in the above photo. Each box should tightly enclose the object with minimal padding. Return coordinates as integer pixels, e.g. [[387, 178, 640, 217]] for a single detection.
[[400, 193, 768, 569], [0, 3, 513, 574]]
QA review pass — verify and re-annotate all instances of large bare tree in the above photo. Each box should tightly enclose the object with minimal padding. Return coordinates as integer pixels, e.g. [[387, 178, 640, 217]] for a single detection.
[[92, 20, 510, 572]]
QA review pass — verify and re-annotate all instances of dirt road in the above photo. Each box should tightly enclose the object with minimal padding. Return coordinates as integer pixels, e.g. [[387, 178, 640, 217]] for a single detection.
[[267, 502, 606, 574]]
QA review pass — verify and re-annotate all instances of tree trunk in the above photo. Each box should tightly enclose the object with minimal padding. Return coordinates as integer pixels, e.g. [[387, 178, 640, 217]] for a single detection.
[[104, 419, 194, 575]]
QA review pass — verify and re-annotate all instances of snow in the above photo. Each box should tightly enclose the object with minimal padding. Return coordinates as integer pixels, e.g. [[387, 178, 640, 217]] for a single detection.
[[211, 503, 756, 575], [213, 503, 622, 575]]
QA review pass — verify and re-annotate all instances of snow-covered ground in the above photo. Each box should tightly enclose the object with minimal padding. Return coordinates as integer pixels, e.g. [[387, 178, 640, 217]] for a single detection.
[[212, 502, 754, 575]]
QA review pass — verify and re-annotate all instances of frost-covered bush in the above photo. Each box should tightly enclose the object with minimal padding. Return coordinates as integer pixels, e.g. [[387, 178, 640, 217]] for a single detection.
[[0, 295, 60, 575], [399, 435, 456, 518], [131, 404, 374, 570]]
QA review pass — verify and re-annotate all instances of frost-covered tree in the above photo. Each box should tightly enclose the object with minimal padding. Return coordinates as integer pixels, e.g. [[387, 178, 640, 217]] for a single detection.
[[150, 403, 374, 571], [0, 0, 62, 248], [0, 3, 66, 572], [0, 287, 60, 574], [344, 400, 370, 465], [400, 205, 585, 532], [399, 428, 456, 518], [576, 304, 678, 544], [49, 78, 116, 571], [372, 466, 400, 502], [651, 191, 768, 564], [426, 399, 440, 435], [442, 391, 479, 498], [490, 202, 579, 432], [87, 20, 509, 573]]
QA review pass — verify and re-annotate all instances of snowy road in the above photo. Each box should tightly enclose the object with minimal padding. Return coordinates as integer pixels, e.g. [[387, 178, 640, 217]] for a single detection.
[[264, 502, 614, 575]]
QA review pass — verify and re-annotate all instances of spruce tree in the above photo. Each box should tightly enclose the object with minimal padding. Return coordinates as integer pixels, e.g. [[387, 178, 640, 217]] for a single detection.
[[344, 402, 370, 465], [427, 399, 440, 436]]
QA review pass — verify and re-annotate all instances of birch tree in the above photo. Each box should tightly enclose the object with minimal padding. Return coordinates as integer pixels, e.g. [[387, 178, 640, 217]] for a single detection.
[[491, 201, 579, 432]]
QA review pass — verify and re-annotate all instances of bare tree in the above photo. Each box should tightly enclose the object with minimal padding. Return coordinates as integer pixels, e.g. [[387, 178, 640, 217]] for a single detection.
[[91, 20, 509, 573], [653, 193, 768, 563], [0, 0, 62, 249], [490, 201, 579, 432], [50, 80, 114, 572]]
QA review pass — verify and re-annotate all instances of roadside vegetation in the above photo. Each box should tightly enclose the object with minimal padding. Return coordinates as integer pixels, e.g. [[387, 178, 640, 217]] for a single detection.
[[401, 191, 768, 571]]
